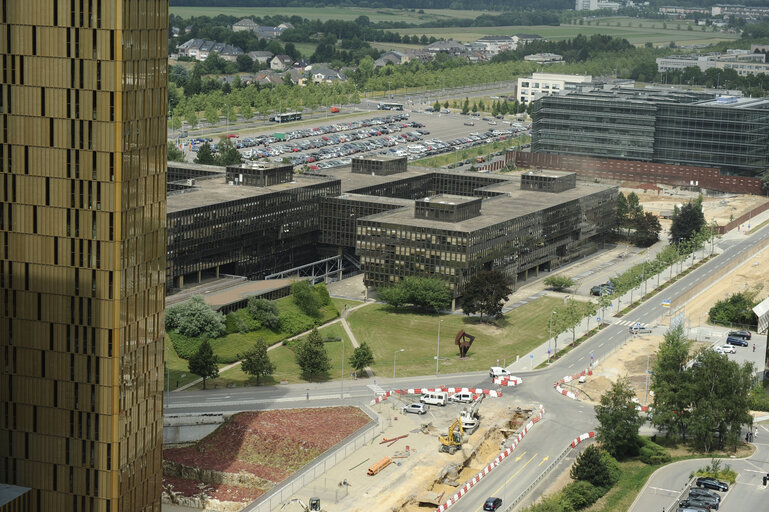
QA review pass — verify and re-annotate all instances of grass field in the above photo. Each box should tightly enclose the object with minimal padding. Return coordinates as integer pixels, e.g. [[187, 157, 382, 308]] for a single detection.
[[346, 297, 565, 378], [395, 22, 739, 46], [413, 136, 527, 168], [209, 322, 356, 388], [169, 6, 497, 24]]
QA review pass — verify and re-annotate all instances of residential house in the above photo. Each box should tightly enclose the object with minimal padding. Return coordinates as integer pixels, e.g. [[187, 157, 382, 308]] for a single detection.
[[177, 39, 244, 61], [286, 68, 307, 86], [232, 18, 259, 32], [256, 26, 285, 40], [374, 51, 410, 68], [475, 35, 514, 56], [308, 65, 347, 84], [424, 40, 467, 57], [270, 54, 294, 71], [248, 51, 274, 65]]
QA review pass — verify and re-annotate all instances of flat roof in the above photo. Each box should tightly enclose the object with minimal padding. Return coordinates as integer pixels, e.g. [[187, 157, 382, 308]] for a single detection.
[[362, 177, 615, 232], [419, 194, 480, 205], [0, 484, 30, 506], [166, 172, 338, 213], [200, 278, 295, 309]]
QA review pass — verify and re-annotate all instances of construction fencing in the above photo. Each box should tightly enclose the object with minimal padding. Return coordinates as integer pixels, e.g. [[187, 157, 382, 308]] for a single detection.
[[241, 406, 381, 512]]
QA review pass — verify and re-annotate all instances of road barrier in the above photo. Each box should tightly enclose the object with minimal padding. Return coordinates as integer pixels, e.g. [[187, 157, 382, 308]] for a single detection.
[[493, 376, 523, 387], [370, 386, 502, 405], [433, 405, 545, 512], [554, 369, 592, 401]]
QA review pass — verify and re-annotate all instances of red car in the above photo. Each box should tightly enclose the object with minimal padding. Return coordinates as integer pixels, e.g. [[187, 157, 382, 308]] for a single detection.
[[225, 134, 239, 138]]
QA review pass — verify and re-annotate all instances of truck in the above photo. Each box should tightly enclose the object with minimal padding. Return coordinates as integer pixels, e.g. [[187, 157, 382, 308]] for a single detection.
[[273, 132, 286, 141], [330, 106, 340, 113]]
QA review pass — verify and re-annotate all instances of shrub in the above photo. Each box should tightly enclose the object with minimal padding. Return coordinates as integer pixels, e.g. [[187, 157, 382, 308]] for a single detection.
[[570, 446, 619, 488], [278, 310, 316, 337], [165, 296, 226, 339], [225, 313, 241, 334], [748, 383, 769, 412], [377, 277, 451, 312], [248, 297, 281, 330], [561, 481, 603, 510], [225, 309, 260, 334], [708, 290, 760, 327], [169, 332, 201, 360], [291, 281, 325, 317], [638, 438, 672, 465], [315, 282, 331, 306]]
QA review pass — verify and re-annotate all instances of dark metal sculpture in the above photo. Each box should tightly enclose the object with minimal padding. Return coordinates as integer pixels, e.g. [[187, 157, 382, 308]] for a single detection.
[[454, 330, 475, 358]]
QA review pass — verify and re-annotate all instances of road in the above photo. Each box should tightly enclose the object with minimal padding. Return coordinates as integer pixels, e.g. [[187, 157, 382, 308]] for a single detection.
[[165, 221, 769, 511]]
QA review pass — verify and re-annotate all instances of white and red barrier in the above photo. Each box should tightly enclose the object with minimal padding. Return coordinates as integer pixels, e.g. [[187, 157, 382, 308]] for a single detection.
[[635, 405, 650, 412], [434, 405, 546, 512], [493, 376, 523, 387], [553, 369, 592, 401], [370, 386, 501, 405], [570, 431, 595, 448]]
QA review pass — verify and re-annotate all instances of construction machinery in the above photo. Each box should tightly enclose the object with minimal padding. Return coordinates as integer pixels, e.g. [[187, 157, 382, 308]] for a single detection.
[[459, 394, 485, 434], [439, 419, 464, 454]]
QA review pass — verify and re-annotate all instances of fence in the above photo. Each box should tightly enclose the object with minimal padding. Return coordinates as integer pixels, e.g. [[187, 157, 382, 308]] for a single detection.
[[241, 405, 381, 512]]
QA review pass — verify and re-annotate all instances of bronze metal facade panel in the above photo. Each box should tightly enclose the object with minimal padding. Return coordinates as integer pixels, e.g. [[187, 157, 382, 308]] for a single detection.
[[1, 1, 168, 511]]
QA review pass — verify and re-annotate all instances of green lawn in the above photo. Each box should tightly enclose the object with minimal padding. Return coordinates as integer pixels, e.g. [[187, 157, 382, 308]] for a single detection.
[[169, 6, 496, 24], [413, 136, 528, 168], [164, 334, 202, 390], [210, 322, 356, 387], [346, 297, 565, 378]]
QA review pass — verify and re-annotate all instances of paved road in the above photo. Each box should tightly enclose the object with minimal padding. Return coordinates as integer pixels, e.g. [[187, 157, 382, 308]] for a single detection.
[[629, 426, 769, 512], [165, 219, 769, 511]]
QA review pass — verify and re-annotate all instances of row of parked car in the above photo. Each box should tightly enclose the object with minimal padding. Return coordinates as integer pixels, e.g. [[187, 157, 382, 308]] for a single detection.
[[677, 477, 728, 511]]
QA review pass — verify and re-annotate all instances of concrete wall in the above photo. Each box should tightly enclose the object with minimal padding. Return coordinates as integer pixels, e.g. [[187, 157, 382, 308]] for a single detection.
[[163, 413, 229, 445], [515, 152, 764, 195]]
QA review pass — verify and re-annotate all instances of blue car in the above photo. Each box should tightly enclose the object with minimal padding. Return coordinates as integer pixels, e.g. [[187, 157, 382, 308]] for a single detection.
[[726, 336, 748, 347]]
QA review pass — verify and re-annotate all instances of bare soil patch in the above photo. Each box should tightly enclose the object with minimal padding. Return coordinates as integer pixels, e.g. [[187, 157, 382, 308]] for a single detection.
[[163, 407, 370, 506]]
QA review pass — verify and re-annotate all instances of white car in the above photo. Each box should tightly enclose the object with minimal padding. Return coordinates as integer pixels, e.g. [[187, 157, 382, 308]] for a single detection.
[[402, 403, 429, 415], [715, 345, 736, 354], [449, 391, 475, 403]]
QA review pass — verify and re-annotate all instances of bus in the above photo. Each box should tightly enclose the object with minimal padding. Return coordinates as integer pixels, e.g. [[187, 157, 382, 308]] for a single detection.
[[377, 102, 403, 111], [270, 112, 302, 123]]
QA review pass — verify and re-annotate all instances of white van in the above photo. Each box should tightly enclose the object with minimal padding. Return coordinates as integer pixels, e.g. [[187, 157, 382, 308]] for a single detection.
[[449, 391, 475, 403], [489, 366, 511, 379], [420, 391, 448, 406]]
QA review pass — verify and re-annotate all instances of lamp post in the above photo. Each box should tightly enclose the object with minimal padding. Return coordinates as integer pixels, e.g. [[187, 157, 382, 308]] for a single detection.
[[341, 321, 346, 400], [393, 348, 405, 392], [548, 311, 558, 362], [642, 259, 647, 297], [436, 320, 443, 376]]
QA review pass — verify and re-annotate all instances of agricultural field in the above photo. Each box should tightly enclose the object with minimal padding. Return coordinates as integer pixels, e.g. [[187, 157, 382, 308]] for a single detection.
[[169, 6, 498, 23], [395, 21, 739, 47], [163, 407, 371, 504]]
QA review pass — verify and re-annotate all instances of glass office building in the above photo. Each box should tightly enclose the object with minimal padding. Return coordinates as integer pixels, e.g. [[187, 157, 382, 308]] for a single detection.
[[531, 88, 769, 176], [1, 2, 168, 511]]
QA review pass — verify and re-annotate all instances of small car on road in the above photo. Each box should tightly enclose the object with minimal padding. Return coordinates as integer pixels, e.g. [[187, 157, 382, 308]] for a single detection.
[[727, 330, 751, 340], [489, 366, 511, 378], [714, 345, 736, 355], [695, 477, 728, 492], [483, 497, 503, 511], [402, 403, 429, 415], [629, 324, 652, 335]]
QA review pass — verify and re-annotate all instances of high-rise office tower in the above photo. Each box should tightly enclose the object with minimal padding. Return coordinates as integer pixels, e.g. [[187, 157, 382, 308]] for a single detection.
[[1, 2, 168, 511]]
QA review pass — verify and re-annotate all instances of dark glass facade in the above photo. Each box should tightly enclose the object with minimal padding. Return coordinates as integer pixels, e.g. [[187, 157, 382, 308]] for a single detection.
[[531, 89, 769, 176]]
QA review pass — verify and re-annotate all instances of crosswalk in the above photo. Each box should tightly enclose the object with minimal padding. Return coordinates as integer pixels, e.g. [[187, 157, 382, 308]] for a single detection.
[[613, 319, 644, 327]]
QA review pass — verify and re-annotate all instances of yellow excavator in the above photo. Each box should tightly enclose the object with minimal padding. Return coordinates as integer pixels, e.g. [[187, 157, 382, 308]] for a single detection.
[[439, 419, 464, 454]]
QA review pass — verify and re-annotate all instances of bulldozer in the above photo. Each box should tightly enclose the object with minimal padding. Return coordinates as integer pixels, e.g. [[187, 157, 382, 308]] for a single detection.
[[438, 419, 464, 454]]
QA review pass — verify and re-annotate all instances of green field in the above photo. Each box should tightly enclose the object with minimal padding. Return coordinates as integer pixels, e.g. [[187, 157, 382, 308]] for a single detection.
[[346, 297, 565, 378], [169, 6, 497, 24], [209, 322, 356, 388], [395, 21, 739, 46], [413, 136, 528, 168]]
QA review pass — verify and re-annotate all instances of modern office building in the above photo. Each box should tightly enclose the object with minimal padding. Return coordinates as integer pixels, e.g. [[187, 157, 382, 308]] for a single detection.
[[531, 87, 769, 176], [516, 73, 594, 104], [656, 49, 769, 76], [167, 161, 616, 302], [1, 2, 167, 512]]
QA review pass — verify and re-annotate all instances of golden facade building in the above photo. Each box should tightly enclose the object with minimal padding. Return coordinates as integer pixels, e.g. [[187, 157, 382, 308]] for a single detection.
[[1, 2, 168, 511]]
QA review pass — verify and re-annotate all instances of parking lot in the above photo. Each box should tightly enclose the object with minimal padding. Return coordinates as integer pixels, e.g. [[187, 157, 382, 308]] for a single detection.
[[178, 109, 531, 170]]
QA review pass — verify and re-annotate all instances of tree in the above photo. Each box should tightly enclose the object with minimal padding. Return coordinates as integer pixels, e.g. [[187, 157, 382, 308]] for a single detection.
[[236, 54, 254, 72], [616, 192, 629, 233], [216, 140, 243, 166], [295, 327, 331, 381], [349, 342, 374, 377], [543, 275, 575, 292], [597, 292, 612, 325], [194, 143, 216, 165], [240, 337, 275, 385], [291, 280, 321, 317], [461, 270, 513, 321], [670, 196, 706, 244], [205, 104, 220, 126], [595, 377, 644, 458], [569, 445, 620, 488], [631, 212, 662, 247], [708, 290, 759, 327], [165, 295, 226, 339], [168, 141, 185, 163], [559, 297, 584, 346], [248, 297, 280, 330], [433, 100, 442, 111], [461, 97, 470, 114], [378, 277, 451, 313], [651, 325, 693, 441], [761, 171, 769, 195], [188, 340, 219, 390]]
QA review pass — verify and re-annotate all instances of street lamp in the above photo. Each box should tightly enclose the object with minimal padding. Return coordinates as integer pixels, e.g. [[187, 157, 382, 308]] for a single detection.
[[548, 311, 558, 362], [642, 259, 648, 297], [436, 320, 443, 376], [393, 348, 405, 392]]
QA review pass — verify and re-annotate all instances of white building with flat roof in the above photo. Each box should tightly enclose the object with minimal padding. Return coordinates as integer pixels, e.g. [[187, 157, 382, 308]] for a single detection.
[[517, 72, 593, 104]]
